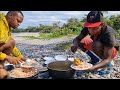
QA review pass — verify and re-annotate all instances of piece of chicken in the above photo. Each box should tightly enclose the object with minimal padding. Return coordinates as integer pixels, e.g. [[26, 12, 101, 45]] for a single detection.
[[73, 58, 83, 66]]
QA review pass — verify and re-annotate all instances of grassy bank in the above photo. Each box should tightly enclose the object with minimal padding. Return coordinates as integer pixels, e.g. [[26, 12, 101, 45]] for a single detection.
[[21, 33, 77, 40]]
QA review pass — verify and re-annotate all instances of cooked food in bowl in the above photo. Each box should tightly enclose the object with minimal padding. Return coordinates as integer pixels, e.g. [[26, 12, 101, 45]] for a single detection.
[[71, 63, 93, 70], [9, 68, 38, 78], [71, 58, 93, 70], [20, 59, 38, 68]]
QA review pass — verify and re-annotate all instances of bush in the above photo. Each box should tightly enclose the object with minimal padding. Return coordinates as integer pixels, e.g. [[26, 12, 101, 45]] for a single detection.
[[116, 29, 120, 39]]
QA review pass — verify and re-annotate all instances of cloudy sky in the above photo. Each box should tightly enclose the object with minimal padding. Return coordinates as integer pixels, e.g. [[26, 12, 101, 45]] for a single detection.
[[1, 11, 120, 29]]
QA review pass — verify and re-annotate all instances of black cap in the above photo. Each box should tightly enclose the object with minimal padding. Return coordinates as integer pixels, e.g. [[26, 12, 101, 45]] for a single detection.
[[84, 11, 103, 27]]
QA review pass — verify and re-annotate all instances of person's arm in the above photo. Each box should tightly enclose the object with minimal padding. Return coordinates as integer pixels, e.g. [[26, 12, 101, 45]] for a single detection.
[[73, 33, 86, 47], [0, 41, 25, 63], [12, 46, 24, 58], [89, 46, 113, 71], [10, 34, 26, 61], [71, 27, 89, 53], [73, 27, 88, 47], [0, 52, 7, 61], [0, 25, 8, 61], [0, 42, 25, 64]]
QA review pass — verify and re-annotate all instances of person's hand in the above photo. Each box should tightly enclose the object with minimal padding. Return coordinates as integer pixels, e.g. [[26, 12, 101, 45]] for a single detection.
[[83, 37, 93, 45], [21, 57, 27, 61], [5, 56, 23, 65], [86, 66, 95, 72], [71, 46, 78, 53]]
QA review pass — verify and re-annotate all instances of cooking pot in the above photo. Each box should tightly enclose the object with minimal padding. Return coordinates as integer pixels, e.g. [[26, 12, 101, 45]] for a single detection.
[[47, 61, 75, 79]]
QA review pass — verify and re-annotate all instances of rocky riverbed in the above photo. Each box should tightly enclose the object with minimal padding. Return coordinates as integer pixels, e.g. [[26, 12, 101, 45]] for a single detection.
[[12, 42, 120, 79], [7, 33, 120, 79]]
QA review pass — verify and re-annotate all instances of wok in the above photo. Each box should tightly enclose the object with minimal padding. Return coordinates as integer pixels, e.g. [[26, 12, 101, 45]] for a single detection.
[[6, 64, 47, 79], [47, 61, 75, 79], [7, 68, 39, 79]]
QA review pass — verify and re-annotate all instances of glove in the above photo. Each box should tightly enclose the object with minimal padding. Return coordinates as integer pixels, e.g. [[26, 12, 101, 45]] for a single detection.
[[83, 37, 93, 45], [71, 46, 78, 53]]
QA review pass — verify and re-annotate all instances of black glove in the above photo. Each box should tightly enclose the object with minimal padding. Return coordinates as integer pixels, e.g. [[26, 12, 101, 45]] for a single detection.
[[71, 46, 78, 53]]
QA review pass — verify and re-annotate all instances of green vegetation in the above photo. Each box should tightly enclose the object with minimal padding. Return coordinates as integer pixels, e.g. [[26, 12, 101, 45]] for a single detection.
[[14, 13, 120, 40], [53, 41, 73, 51]]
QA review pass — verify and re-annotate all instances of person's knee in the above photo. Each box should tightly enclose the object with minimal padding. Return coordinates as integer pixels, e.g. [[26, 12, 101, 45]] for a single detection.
[[10, 39, 15, 47], [0, 61, 5, 68], [92, 41, 104, 58], [5, 39, 15, 49], [0, 69, 8, 79], [92, 41, 103, 50], [0, 43, 5, 51], [6, 39, 15, 50], [0, 39, 15, 52]]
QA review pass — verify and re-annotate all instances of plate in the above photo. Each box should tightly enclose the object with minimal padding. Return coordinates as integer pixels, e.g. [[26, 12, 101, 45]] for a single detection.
[[43, 57, 55, 61], [20, 62, 34, 68], [68, 58, 74, 62], [20, 60, 39, 68], [70, 63, 93, 70], [44, 60, 55, 65], [55, 55, 67, 61]]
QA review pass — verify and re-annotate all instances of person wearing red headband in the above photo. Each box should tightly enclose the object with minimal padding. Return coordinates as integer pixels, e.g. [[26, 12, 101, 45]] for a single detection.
[[71, 11, 119, 74]]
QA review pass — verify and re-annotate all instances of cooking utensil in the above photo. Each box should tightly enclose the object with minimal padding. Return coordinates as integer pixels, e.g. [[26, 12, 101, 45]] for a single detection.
[[8, 68, 39, 79], [43, 56, 56, 65], [47, 61, 75, 79], [8, 61, 47, 79], [8, 65, 43, 79], [4, 64, 15, 71]]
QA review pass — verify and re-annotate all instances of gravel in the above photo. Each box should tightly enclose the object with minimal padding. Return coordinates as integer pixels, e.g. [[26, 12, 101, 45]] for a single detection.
[[8, 32, 120, 79]]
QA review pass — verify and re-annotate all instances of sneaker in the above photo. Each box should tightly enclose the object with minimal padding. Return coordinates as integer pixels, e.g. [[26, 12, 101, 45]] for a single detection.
[[98, 63, 113, 76]]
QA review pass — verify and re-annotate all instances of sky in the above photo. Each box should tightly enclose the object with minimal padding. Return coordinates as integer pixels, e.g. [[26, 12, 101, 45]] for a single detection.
[[1, 11, 120, 29]]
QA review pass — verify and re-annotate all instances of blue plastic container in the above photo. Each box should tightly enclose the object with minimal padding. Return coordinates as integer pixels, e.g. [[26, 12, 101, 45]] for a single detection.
[[86, 50, 101, 64]]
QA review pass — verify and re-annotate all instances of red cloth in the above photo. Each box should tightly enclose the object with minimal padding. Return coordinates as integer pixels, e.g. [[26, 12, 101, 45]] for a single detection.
[[112, 47, 118, 58], [83, 37, 118, 59]]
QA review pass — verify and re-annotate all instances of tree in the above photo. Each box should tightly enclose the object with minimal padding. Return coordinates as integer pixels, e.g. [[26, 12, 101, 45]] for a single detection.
[[52, 21, 61, 29]]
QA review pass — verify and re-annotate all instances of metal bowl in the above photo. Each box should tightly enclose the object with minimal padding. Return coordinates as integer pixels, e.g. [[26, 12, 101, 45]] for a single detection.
[[7, 63, 48, 79], [47, 61, 75, 79], [4, 64, 15, 71], [8, 67, 40, 79]]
